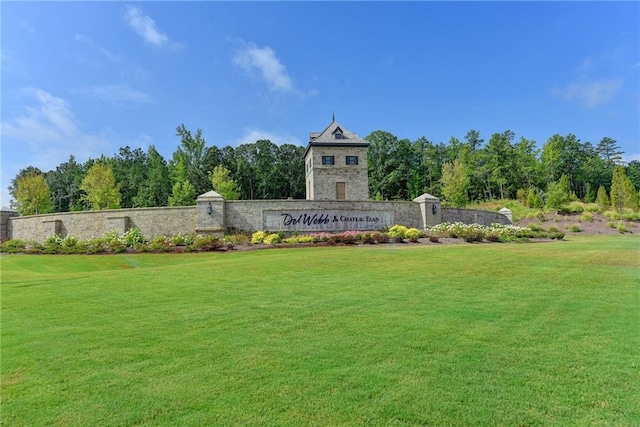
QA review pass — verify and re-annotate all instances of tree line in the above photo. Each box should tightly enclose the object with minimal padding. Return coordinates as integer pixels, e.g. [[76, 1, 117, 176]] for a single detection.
[[8, 124, 640, 215]]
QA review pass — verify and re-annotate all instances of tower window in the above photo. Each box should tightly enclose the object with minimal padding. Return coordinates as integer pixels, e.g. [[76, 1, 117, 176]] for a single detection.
[[346, 156, 358, 165], [322, 156, 335, 165]]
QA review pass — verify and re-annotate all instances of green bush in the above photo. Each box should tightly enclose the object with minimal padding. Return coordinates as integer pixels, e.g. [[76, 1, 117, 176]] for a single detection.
[[459, 228, 485, 243], [607, 221, 616, 228], [548, 232, 565, 240], [1, 239, 27, 253], [123, 228, 147, 247], [547, 226, 559, 233], [581, 212, 594, 222], [584, 203, 599, 213], [568, 224, 581, 232], [62, 235, 79, 248], [559, 201, 585, 214], [169, 233, 194, 246], [251, 231, 268, 244], [622, 211, 640, 221], [405, 228, 424, 242], [617, 222, 629, 234], [263, 233, 282, 245], [527, 223, 545, 232], [149, 236, 173, 252], [187, 235, 222, 251], [388, 225, 409, 239]]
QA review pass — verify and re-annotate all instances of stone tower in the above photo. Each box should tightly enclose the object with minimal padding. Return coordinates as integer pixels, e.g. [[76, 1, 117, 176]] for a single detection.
[[304, 119, 370, 200]]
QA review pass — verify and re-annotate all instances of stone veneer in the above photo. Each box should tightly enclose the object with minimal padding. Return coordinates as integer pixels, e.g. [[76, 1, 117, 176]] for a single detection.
[[305, 146, 369, 200], [441, 207, 511, 226], [3, 193, 510, 243], [6, 207, 196, 242]]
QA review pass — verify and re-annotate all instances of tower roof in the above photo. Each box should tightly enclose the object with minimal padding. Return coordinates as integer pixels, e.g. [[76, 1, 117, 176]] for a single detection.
[[305, 120, 369, 159]]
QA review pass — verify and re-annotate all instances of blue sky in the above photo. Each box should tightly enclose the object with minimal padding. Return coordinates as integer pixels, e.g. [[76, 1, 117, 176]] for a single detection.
[[2, 1, 638, 207]]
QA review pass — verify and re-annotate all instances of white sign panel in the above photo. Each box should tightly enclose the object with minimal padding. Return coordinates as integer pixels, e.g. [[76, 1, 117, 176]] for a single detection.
[[263, 210, 394, 232]]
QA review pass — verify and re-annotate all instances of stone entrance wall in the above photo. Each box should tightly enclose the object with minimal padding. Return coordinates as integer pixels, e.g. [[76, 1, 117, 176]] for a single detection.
[[2, 193, 510, 243]]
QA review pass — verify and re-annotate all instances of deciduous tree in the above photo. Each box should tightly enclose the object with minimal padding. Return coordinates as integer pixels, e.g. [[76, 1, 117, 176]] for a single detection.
[[440, 159, 469, 207], [210, 165, 240, 200], [14, 173, 53, 215], [81, 163, 121, 210]]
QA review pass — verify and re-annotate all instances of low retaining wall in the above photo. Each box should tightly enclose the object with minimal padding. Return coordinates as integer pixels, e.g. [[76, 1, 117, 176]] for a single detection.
[[3, 194, 510, 243], [6, 207, 196, 242]]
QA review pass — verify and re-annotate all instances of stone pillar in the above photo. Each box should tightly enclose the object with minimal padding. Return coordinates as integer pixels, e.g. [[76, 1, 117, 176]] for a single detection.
[[106, 216, 129, 235], [42, 219, 62, 238], [499, 207, 513, 224], [1, 210, 19, 241], [413, 193, 442, 229], [196, 191, 225, 235]]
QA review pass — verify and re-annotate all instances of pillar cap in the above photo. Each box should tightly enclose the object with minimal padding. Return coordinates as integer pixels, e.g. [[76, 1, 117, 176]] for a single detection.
[[197, 190, 224, 201], [413, 193, 440, 202]]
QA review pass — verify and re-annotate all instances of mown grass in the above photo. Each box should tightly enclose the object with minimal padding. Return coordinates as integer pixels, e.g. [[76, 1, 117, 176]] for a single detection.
[[2, 235, 639, 426]]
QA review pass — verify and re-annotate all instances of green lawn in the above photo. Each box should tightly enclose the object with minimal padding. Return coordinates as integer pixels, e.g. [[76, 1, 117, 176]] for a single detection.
[[2, 235, 639, 426]]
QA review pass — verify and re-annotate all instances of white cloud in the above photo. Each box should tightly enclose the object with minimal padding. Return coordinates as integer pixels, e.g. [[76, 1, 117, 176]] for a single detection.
[[232, 129, 302, 147], [1, 88, 113, 171], [74, 33, 121, 63], [77, 84, 151, 105], [553, 78, 623, 108], [233, 42, 298, 94], [124, 5, 180, 49]]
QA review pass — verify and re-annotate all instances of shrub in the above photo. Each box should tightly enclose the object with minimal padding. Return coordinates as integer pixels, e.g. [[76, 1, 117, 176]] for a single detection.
[[84, 237, 108, 254], [568, 224, 581, 232], [1, 239, 27, 253], [558, 201, 585, 214], [263, 233, 282, 245], [251, 231, 268, 244], [581, 212, 594, 222], [547, 226, 559, 233], [224, 234, 251, 246], [373, 232, 389, 244], [102, 229, 121, 244], [122, 227, 147, 247], [405, 228, 424, 242], [332, 231, 358, 244], [61, 235, 79, 248], [149, 236, 173, 252], [169, 233, 194, 246], [584, 203, 599, 213], [548, 232, 565, 240], [428, 234, 440, 243], [358, 232, 376, 244], [388, 225, 409, 239], [459, 228, 485, 243], [617, 222, 629, 234], [485, 234, 500, 242], [607, 221, 615, 229], [622, 210, 640, 221], [108, 240, 126, 253], [187, 235, 222, 251], [527, 223, 545, 232]]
